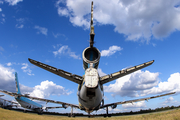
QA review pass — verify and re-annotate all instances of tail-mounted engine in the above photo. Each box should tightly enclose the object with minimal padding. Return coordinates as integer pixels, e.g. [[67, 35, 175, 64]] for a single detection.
[[82, 47, 101, 70]]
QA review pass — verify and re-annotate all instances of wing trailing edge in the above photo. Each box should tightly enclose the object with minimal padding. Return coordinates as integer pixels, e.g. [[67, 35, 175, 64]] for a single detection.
[[100, 60, 154, 85], [28, 58, 83, 84], [100, 92, 176, 109]]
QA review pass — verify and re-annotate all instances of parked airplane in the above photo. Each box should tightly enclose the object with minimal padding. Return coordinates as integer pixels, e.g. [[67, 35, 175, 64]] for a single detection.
[[0, 95, 19, 109], [0, 1, 175, 117], [0, 72, 64, 114]]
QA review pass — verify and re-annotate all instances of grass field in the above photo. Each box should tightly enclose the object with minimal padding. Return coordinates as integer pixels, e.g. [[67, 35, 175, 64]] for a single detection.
[[0, 108, 180, 120]]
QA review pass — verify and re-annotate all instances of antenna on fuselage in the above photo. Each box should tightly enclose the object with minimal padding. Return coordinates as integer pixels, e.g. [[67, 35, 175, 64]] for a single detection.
[[90, 1, 95, 48]]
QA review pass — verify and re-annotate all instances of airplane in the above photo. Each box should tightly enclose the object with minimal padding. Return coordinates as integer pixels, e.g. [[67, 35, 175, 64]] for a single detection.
[[0, 1, 176, 117], [0, 95, 19, 109], [0, 72, 64, 114]]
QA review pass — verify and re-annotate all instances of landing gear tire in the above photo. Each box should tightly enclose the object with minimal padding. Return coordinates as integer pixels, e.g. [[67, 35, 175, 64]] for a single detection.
[[72, 114, 75, 117]]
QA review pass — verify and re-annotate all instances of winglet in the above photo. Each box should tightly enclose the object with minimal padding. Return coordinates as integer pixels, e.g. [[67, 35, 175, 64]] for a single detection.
[[15, 72, 21, 94]]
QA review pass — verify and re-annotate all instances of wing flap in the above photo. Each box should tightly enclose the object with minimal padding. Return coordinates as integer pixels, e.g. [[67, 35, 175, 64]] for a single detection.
[[100, 60, 154, 84], [100, 92, 175, 108], [28, 58, 83, 84]]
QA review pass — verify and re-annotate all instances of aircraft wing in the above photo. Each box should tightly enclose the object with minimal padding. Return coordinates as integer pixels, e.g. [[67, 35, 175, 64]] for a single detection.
[[0, 98, 19, 105], [45, 106, 63, 109], [0, 90, 17, 97], [100, 60, 154, 85], [0, 90, 79, 109], [0, 95, 4, 97], [28, 58, 83, 84], [100, 92, 176, 109]]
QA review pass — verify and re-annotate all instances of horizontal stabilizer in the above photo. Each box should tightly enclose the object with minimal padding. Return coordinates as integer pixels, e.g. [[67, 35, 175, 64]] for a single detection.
[[100, 60, 154, 84], [28, 58, 83, 84], [100, 92, 175, 108]]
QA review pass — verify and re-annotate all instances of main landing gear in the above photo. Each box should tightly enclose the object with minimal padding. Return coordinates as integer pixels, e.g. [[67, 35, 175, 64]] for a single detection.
[[68, 106, 75, 117], [104, 107, 111, 117]]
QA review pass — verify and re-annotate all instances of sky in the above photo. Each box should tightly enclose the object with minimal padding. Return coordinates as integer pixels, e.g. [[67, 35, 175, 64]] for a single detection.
[[0, 0, 180, 114]]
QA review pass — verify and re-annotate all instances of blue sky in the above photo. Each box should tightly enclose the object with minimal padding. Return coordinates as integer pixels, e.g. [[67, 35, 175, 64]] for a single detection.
[[0, 0, 180, 114]]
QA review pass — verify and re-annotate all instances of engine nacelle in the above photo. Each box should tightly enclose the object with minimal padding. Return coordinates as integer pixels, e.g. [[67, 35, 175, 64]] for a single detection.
[[82, 47, 101, 70], [111, 104, 117, 109]]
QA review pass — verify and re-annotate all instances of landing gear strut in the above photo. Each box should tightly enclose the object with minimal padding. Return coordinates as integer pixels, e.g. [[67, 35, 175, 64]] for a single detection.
[[104, 107, 111, 117], [68, 106, 75, 117]]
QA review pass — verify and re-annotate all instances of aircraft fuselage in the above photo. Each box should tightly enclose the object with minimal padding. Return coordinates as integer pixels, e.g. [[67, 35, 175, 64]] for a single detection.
[[15, 96, 43, 113], [78, 68, 103, 113]]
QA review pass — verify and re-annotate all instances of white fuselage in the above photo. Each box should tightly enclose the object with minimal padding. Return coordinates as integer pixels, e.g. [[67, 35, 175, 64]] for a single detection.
[[15, 96, 43, 113], [78, 68, 103, 113]]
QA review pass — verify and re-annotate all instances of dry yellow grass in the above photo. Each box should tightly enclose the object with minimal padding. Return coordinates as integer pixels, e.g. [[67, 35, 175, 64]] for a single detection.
[[0, 108, 180, 120]]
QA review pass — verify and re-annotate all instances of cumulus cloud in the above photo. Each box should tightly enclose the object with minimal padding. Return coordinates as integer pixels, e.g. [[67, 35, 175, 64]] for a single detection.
[[0, 64, 16, 92], [104, 70, 180, 98], [34, 25, 48, 36], [141, 72, 180, 95], [6, 62, 12, 66], [104, 70, 160, 97], [0, 64, 71, 99], [101, 45, 123, 57], [5, 0, 23, 6], [21, 63, 34, 76], [53, 45, 81, 59], [122, 101, 146, 108], [56, 0, 180, 41], [30, 80, 72, 98]]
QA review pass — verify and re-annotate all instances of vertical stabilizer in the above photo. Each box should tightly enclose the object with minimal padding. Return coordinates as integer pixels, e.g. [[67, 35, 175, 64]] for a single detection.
[[15, 72, 21, 94], [90, 1, 95, 48]]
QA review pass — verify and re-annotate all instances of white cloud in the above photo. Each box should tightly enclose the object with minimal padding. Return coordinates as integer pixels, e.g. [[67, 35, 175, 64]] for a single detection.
[[6, 62, 12, 66], [104, 70, 159, 97], [34, 25, 48, 36], [56, 0, 180, 42], [164, 97, 174, 103], [97, 68, 106, 77], [52, 32, 68, 40], [53, 45, 81, 59], [1, 13, 5, 24], [0, 8, 2, 12], [104, 70, 180, 98], [122, 101, 146, 108], [21, 63, 34, 76], [101, 45, 123, 57], [0, 64, 16, 92], [16, 24, 23, 28], [5, 0, 23, 6], [0, 64, 71, 99], [30, 80, 72, 98], [141, 72, 180, 95], [15, 18, 24, 29]]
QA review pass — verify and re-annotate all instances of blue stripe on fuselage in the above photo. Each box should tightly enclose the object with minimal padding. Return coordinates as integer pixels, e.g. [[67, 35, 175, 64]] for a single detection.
[[16, 96, 42, 108]]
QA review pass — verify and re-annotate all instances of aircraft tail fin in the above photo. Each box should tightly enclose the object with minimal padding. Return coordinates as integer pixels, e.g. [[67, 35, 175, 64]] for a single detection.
[[90, 1, 95, 48], [15, 72, 21, 94]]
